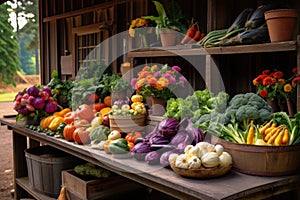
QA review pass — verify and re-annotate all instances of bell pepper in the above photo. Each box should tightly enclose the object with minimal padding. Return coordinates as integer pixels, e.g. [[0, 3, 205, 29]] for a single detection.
[[108, 138, 130, 154], [125, 131, 143, 143]]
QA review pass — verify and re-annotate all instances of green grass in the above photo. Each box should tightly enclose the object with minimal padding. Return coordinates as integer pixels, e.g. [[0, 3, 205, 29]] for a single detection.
[[0, 92, 17, 102]]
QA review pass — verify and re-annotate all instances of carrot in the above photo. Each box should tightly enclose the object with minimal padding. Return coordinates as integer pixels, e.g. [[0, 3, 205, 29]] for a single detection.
[[247, 120, 255, 144], [188, 30, 202, 44], [181, 24, 197, 44], [264, 126, 279, 142]]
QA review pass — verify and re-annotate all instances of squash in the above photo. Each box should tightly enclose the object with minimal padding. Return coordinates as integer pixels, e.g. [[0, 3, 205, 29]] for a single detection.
[[108, 130, 121, 140], [40, 115, 56, 129], [76, 104, 95, 122], [58, 108, 72, 117], [201, 152, 220, 168], [131, 94, 143, 103], [188, 156, 201, 169], [63, 124, 76, 141], [63, 111, 76, 124], [219, 152, 232, 167], [48, 116, 64, 131], [104, 96, 112, 107], [73, 127, 91, 144], [168, 153, 178, 164], [175, 154, 189, 169], [99, 107, 112, 116]]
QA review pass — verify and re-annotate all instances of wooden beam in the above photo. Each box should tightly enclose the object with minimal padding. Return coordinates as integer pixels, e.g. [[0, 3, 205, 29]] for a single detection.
[[42, 0, 128, 22]]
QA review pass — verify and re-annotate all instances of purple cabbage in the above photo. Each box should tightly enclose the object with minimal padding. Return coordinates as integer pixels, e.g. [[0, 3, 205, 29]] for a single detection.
[[145, 151, 161, 165], [26, 86, 39, 97], [158, 118, 180, 138], [42, 87, 52, 96], [170, 132, 193, 152], [33, 98, 45, 109], [185, 118, 206, 145], [149, 134, 170, 145], [45, 102, 58, 113], [144, 123, 159, 141], [131, 142, 152, 161], [18, 107, 29, 115]]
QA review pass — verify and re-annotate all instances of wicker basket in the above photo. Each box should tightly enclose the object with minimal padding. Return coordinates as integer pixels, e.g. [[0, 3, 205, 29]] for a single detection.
[[109, 115, 146, 133], [170, 162, 232, 179]]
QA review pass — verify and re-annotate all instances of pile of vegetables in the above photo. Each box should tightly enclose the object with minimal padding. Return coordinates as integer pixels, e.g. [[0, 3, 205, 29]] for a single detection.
[[198, 4, 279, 47], [169, 142, 232, 169], [132, 118, 206, 166], [74, 162, 111, 178], [164, 89, 229, 122], [109, 94, 146, 116]]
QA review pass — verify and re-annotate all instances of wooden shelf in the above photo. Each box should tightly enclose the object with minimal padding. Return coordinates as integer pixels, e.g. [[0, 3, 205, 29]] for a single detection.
[[16, 177, 56, 200], [127, 41, 297, 58]]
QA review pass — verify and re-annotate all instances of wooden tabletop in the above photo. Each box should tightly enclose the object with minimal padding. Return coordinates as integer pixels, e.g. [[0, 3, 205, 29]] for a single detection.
[[1, 117, 300, 200]]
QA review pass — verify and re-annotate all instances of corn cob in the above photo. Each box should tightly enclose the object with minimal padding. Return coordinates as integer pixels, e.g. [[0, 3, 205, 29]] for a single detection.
[[227, 8, 253, 33]]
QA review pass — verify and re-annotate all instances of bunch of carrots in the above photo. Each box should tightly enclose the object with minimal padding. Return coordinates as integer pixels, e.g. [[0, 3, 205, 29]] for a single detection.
[[181, 22, 205, 44]]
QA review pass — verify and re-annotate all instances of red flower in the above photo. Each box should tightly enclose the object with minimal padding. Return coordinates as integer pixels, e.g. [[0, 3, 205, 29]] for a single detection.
[[253, 74, 268, 85], [259, 90, 268, 98], [262, 77, 276, 86], [292, 67, 298, 74], [262, 69, 271, 75], [272, 71, 284, 79]]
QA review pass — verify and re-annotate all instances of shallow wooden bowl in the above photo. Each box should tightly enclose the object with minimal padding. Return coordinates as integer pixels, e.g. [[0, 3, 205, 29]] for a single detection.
[[170, 162, 232, 179]]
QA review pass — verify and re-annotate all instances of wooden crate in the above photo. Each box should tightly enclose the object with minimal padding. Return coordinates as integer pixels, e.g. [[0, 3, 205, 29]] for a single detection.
[[62, 170, 144, 200]]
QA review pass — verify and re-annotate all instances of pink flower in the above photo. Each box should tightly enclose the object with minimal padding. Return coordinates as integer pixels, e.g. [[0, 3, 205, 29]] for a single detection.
[[172, 65, 181, 72], [153, 71, 160, 77], [131, 78, 137, 88]]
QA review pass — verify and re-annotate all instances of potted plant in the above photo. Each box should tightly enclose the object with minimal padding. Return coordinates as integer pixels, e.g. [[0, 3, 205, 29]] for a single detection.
[[142, 1, 187, 46]]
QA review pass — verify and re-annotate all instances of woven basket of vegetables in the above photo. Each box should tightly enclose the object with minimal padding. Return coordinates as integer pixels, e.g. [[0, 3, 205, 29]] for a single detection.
[[109, 115, 146, 133]]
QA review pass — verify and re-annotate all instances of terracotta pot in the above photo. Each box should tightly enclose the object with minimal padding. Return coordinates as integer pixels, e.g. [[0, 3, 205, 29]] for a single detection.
[[264, 9, 298, 42], [286, 99, 296, 118], [149, 96, 166, 116], [159, 29, 178, 47], [266, 98, 279, 113]]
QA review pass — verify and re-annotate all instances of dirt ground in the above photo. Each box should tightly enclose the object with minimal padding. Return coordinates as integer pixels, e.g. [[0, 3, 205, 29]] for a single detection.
[[0, 102, 16, 200]]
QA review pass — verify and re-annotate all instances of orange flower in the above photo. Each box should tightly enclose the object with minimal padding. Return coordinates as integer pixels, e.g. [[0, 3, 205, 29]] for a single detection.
[[253, 74, 268, 85], [142, 66, 149, 71], [262, 69, 271, 75], [151, 65, 158, 72], [138, 71, 150, 79], [157, 77, 169, 88], [148, 77, 157, 87], [284, 84, 293, 93], [278, 78, 285, 83], [155, 83, 164, 90]]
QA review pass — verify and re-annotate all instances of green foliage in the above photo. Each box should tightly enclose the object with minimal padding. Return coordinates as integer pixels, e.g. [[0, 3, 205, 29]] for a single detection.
[[0, 3, 20, 86]]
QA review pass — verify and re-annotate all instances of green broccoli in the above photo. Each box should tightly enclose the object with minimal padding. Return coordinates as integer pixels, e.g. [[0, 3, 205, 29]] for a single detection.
[[226, 92, 272, 130]]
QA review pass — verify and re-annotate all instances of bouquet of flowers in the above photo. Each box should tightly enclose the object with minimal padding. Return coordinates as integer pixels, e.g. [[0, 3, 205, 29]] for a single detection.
[[131, 64, 187, 101], [253, 68, 300, 103], [13, 85, 60, 124]]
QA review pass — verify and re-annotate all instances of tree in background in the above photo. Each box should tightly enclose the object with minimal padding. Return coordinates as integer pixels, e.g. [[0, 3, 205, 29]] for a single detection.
[[19, 32, 35, 74], [0, 3, 20, 86], [19, 0, 39, 74]]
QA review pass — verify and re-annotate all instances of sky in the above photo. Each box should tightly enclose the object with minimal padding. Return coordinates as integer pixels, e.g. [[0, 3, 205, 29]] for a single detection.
[[7, 1, 28, 31]]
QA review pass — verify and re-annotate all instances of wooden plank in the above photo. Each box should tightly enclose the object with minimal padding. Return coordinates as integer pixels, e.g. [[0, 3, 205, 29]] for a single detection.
[[127, 41, 297, 58], [2, 118, 300, 200], [42, 0, 128, 22], [72, 22, 103, 36], [16, 178, 55, 200]]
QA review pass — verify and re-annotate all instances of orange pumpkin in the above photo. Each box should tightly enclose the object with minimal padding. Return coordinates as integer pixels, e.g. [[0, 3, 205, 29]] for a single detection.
[[104, 96, 112, 107], [92, 103, 107, 112], [73, 127, 91, 144], [64, 112, 75, 124], [74, 119, 90, 128], [76, 104, 95, 122], [125, 131, 143, 143], [63, 124, 76, 141]]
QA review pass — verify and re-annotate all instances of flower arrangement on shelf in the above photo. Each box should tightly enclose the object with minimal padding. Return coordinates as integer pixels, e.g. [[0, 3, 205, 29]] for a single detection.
[[131, 64, 187, 101], [13, 85, 59, 125], [253, 68, 300, 104]]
